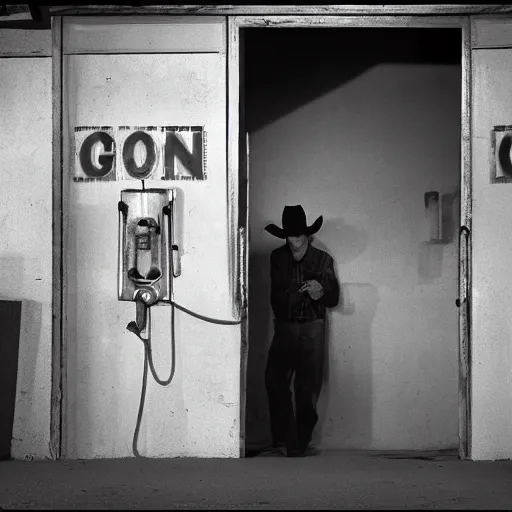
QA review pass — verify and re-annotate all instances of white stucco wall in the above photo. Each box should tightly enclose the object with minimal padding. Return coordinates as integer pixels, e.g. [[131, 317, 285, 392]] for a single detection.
[[246, 50, 461, 450], [0, 57, 53, 460], [471, 47, 512, 461], [63, 19, 241, 458]]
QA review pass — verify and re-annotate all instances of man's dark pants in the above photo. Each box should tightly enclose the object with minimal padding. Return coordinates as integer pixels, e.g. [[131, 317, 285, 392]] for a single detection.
[[265, 319, 325, 452]]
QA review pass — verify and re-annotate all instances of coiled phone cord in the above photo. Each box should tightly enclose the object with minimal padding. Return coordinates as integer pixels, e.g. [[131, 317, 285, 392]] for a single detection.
[[131, 301, 243, 458]]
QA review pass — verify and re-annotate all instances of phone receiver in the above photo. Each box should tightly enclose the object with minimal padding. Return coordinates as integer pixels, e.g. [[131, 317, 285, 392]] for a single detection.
[[128, 266, 162, 284]]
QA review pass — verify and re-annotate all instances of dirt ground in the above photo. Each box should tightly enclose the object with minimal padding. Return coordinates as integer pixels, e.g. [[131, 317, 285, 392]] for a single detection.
[[1, 450, 512, 509]]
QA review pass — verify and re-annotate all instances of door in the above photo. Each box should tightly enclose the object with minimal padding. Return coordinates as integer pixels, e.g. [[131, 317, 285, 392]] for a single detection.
[[61, 15, 239, 459], [467, 16, 512, 461]]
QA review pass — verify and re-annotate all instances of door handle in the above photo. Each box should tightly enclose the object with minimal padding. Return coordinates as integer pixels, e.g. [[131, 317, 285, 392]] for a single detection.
[[239, 226, 247, 314], [457, 225, 471, 308]]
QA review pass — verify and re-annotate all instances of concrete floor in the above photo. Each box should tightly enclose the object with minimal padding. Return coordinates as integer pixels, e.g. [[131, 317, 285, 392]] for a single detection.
[[1, 450, 511, 510]]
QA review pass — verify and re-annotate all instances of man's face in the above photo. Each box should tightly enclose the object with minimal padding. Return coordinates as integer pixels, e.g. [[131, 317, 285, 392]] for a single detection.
[[287, 234, 308, 253]]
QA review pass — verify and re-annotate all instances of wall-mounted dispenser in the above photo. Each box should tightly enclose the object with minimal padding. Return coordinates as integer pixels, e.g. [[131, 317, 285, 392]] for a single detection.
[[424, 190, 441, 242]]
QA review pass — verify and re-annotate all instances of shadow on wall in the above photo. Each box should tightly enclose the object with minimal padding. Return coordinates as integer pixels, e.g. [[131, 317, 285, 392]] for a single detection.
[[314, 232, 376, 448], [245, 250, 273, 450], [0, 256, 43, 458], [316, 282, 379, 449], [418, 191, 459, 282], [313, 218, 369, 265], [440, 192, 458, 245], [12, 299, 43, 452], [244, 27, 461, 133]]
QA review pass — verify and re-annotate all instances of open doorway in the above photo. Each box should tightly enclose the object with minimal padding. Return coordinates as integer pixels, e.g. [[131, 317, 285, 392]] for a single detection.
[[242, 27, 462, 455]]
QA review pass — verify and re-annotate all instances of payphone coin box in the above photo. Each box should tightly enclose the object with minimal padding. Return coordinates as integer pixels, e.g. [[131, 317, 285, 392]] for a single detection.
[[118, 189, 175, 305]]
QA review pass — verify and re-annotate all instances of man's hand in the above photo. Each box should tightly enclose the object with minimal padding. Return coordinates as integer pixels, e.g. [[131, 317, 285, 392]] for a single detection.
[[299, 280, 324, 300]]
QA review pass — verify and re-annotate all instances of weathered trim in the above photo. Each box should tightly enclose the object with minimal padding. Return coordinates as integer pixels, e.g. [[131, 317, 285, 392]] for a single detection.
[[0, 54, 50, 58], [60, 23, 72, 461], [238, 130, 249, 458], [227, 16, 240, 320], [62, 15, 226, 55], [63, 51, 222, 56], [232, 15, 467, 28], [50, 15, 63, 461], [459, 17, 472, 461], [0, 30, 52, 57], [471, 15, 512, 49], [227, 16, 246, 457], [47, 5, 512, 17]]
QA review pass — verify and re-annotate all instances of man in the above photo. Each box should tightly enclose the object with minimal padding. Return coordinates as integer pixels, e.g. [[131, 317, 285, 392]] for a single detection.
[[262, 205, 340, 457]]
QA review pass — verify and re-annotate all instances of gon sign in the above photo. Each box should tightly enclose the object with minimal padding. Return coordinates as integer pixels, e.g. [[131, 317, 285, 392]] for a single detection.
[[74, 125, 207, 182]]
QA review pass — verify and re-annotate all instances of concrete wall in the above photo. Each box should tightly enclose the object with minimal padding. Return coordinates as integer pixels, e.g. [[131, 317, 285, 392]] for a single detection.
[[244, 28, 461, 451], [62, 19, 241, 458], [0, 56, 53, 460], [3, 17, 512, 462]]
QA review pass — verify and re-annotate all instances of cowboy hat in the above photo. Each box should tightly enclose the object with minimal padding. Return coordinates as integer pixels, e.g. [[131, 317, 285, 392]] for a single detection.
[[265, 205, 323, 239]]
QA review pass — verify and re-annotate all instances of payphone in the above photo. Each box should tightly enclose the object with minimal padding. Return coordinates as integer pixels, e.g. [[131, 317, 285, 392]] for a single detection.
[[118, 188, 178, 336], [117, 187, 242, 457]]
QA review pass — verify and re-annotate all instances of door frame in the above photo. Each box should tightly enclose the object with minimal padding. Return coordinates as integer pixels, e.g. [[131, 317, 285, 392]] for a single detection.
[[227, 14, 473, 459], [49, 9, 474, 460]]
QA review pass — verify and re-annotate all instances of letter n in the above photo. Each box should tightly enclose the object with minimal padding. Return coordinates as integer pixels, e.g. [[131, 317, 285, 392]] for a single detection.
[[164, 127, 205, 180]]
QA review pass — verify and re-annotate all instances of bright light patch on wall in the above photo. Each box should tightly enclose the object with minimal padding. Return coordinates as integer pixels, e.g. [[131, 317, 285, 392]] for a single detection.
[[73, 125, 207, 182]]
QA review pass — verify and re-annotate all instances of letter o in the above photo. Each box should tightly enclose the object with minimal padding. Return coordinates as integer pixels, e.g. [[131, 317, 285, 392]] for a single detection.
[[499, 134, 512, 176], [122, 131, 157, 179]]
